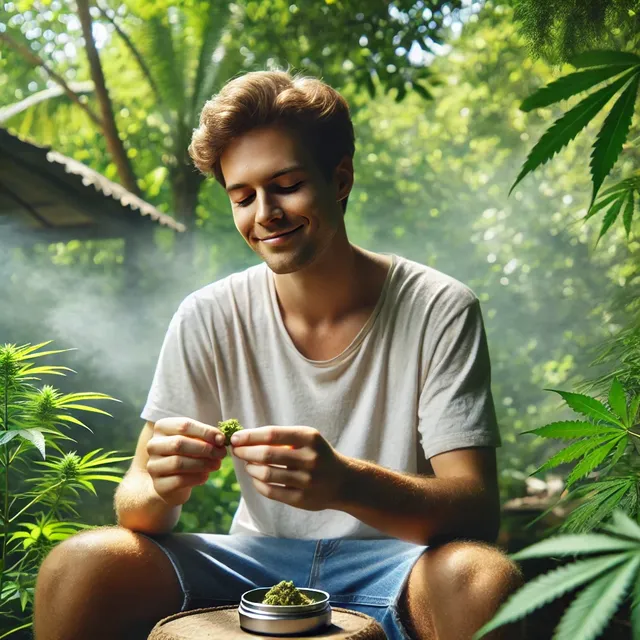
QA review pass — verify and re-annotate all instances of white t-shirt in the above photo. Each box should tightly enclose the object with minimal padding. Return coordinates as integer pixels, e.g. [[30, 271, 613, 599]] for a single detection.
[[141, 254, 500, 539]]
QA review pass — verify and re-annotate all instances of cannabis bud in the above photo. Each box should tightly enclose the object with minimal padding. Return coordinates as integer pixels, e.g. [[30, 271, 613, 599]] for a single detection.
[[262, 581, 312, 605], [218, 418, 243, 446]]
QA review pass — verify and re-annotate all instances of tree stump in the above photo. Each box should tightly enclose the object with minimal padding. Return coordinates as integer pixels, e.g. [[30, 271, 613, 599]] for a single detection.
[[148, 605, 387, 639]]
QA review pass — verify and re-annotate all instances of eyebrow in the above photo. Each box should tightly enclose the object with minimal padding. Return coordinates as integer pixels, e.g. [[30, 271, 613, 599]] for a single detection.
[[225, 165, 305, 193]]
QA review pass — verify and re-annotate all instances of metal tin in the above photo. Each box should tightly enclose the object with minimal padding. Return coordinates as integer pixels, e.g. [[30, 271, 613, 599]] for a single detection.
[[238, 587, 332, 636]]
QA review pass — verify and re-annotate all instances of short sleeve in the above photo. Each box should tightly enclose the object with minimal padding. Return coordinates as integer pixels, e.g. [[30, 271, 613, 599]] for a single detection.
[[141, 296, 221, 427], [418, 298, 501, 460]]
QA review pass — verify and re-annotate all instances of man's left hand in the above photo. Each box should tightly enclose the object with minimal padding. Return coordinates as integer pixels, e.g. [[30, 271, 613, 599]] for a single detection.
[[231, 426, 347, 511]]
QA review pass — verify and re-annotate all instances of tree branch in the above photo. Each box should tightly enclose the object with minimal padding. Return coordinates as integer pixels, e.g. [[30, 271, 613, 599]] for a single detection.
[[0, 32, 102, 127], [0, 81, 95, 124], [75, 0, 141, 196]]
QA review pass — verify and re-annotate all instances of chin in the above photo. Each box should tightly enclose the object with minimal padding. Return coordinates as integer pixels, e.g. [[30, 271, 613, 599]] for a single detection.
[[260, 246, 317, 275]]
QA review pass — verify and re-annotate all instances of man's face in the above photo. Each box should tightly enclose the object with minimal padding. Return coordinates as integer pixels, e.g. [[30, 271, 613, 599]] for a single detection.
[[220, 125, 351, 274]]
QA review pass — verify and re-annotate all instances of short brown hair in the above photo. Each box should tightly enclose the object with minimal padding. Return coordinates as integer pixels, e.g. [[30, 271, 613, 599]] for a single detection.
[[188, 71, 355, 188]]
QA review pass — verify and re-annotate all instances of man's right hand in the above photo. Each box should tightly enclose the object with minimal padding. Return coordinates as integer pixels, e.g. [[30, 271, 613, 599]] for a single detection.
[[146, 417, 227, 506]]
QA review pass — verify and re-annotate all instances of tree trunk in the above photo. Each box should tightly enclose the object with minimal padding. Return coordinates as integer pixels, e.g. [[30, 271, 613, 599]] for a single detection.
[[76, 0, 141, 196]]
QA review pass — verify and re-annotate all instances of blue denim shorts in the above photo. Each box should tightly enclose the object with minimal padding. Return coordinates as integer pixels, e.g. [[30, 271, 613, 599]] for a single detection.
[[141, 533, 427, 640]]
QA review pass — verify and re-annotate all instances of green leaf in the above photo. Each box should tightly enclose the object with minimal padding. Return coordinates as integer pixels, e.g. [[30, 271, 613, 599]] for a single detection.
[[566, 436, 625, 486], [632, 561, 640, 640], [16, 429, 46, 459], [603, 510, 640, 542], [0, 431, 20, 446], [534, 435, 618, 475], [520, 66, 633, 112], [589, 72, 640, 209], [512, 534, 639, 560], [608, 378, 629, 424], [604, 436, 629, 472], [599, 175, 640, 197], [630, 395, 640, 426], [509, 70, 637, 196], [523, 421, 622, 439], [571, 51, 640, 69], [623, 190, 635, 238], [547, 389, 626, 427], [584, 191, 624, 221], [412, 82, 433, 101], [473, 554, 629, 639], [554, 556, 640, 640]]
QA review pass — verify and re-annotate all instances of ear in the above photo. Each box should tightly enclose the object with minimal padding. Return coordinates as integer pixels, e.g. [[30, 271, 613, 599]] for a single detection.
[[333, 155, 354, 203]]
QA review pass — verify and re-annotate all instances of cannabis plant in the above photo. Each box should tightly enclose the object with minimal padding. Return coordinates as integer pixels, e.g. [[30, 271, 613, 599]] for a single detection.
[[477, 378, 640, 639], [0, 342, 131, 638]]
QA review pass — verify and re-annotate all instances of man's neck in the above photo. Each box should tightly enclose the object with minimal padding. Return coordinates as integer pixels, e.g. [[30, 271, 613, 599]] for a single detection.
[[272, 239, 388, 329]]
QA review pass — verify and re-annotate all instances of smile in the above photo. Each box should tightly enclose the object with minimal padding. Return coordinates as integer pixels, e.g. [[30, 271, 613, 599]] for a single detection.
[[260, 226, 304, 243]]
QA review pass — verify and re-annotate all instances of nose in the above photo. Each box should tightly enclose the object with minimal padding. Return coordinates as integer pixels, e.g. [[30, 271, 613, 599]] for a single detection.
[[255, 191, 284, 225]]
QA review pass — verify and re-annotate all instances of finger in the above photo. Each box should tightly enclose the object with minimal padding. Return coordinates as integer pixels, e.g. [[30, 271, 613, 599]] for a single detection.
[[230, 426, 314, 448], [251, 476, 302, 506], [233, 445, 316, 469], [155, 471, 210, 494], [245, 463, 311, 489], [155, 418, 225, 447], [148, 434, 226, 459], [149, 455, 221, 477]]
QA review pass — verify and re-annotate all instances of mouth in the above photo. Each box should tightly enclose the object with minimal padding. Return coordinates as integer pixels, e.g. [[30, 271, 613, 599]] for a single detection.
[[259, 226, 304, 242]]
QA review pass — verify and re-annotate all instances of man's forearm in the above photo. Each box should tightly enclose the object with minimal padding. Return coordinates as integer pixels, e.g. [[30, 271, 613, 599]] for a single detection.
[[335, 455, 500, 545], [114, 470, 182, 535]]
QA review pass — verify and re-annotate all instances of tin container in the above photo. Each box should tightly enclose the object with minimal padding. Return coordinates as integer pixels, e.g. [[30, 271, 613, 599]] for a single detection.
[[238, 587, 332, 636]]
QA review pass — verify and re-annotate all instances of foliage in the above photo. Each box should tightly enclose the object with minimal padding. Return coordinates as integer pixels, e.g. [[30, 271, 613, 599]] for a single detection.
[[0, 342, 131, 638], [475, 510, 640, 640], [512, 0, 640, 65], [523, 379, 640, 533], [510, 49, 640, 242]]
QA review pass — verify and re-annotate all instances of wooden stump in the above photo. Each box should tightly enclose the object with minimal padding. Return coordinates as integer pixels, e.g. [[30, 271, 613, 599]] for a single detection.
[[148, 605, 387, 639]]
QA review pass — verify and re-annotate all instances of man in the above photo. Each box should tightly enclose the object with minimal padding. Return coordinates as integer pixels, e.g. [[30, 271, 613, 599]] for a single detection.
[[34, 71, 523, 640]]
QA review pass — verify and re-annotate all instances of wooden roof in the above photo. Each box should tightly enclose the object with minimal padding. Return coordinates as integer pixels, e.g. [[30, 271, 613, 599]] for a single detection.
[[0, 127, 185, 245]]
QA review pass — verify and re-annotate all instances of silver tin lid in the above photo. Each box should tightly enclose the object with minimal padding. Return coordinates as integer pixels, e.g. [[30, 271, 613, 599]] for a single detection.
[[239, 588, 332, 636]]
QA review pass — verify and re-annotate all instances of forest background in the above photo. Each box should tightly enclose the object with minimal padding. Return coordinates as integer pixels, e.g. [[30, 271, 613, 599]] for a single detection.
[[0, 1, 639, 635]]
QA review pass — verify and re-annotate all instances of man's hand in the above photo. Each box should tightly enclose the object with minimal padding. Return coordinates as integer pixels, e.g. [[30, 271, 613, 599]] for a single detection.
[[146, 417, 228, 506], [231, 426, 347, 511]]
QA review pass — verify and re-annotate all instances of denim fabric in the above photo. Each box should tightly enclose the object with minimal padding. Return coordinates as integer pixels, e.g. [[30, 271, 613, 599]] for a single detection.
[[141, 532, 427, 640]]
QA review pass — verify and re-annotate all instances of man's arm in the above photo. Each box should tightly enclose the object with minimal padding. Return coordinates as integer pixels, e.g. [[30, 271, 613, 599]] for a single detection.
[[335, 447, 500, 546], [114, 421, 182, 535]]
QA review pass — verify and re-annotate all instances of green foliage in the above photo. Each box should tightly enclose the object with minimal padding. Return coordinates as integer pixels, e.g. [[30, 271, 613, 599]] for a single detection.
[[218, 418, 243, 446], [523, 379, 640, 531], [0, 342, 131, 638], [512, 0, 640, 65], [510, 50, 640, 241], [475, 511, 640, 640]]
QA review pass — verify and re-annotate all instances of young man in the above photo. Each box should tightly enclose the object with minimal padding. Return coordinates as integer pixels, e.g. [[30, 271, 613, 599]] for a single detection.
[[34, 71, 523, 640]]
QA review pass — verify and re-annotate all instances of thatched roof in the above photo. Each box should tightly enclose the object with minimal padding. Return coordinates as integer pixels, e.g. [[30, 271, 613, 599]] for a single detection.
[[0, 127, 185, 244]]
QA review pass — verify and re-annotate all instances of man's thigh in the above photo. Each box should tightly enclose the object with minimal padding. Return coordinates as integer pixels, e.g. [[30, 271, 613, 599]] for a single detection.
[[140, 532, 318, 611]]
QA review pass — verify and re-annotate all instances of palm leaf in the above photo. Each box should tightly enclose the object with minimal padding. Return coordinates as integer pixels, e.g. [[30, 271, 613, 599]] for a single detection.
[[520, 66, 634, 112], [523, 420, 622, 439], [571, 51, 640, 69], [623, 190, 636, 238], [554, 556, 640, 640], [589, 72, 640, 209], [512, 534, 639, 560], [190, 1, 231, 119], [473, 554, 629, 638], [547, 389, 626, 427], [509, 69, 637, 196]]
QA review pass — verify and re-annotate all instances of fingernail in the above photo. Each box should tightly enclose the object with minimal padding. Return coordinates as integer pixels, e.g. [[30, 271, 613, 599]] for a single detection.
[[215, 434, 224, 446], [230, 434, 239, 445]]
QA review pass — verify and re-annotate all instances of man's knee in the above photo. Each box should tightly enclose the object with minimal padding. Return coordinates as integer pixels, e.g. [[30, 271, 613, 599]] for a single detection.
[[36, 525, 181, 604], [421, 540, 523, 600]]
